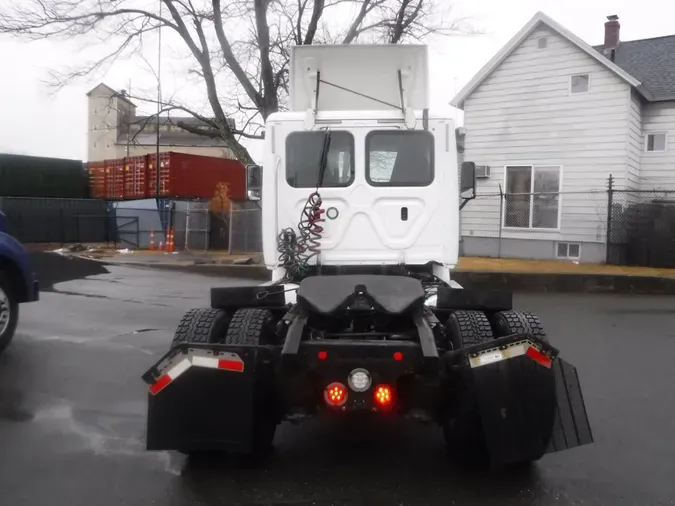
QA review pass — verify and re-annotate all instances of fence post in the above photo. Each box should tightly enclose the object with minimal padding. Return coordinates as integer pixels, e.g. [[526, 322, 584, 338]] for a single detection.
[[228, 201, 234, 255], [205, 208, 210, 252], [60, 208, 65, 245], [605, 174, 614, 264], [498, 184, 504, 259]]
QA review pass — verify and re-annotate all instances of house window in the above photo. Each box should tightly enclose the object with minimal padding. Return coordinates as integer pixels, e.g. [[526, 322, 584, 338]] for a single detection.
[[570, 74, 590, 94], [538, 37, 547, 49], [645, 132, 667, 152], [504, 165, 561, 229], [557, 242, 581, 259]]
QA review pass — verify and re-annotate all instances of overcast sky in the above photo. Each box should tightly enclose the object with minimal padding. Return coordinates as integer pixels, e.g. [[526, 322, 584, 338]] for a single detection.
[[1, 0, 674, 163]]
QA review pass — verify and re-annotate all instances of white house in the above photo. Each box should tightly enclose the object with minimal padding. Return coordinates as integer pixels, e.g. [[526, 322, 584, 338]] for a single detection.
[[451, 13, 675, 263]]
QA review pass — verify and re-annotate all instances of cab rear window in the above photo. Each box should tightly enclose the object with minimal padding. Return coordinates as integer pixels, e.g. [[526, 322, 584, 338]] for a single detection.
[[285, 131, 354, 188], [366, 130, 434, 187]]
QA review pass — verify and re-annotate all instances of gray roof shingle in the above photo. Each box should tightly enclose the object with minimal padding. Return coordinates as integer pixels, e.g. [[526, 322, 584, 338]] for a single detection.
[[594, 36, 675, 101]]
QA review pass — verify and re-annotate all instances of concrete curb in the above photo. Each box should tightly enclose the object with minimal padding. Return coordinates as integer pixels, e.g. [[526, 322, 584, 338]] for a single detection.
[[91, 258, 271, 280], [452, 271, 675, 295], [80, 256, 675, 294]]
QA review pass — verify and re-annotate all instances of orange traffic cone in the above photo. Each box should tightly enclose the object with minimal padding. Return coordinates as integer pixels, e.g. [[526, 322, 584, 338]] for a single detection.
[[169, 228, 175, 252]]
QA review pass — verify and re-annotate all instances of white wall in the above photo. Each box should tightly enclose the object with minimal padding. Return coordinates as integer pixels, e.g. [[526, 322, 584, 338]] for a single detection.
[[640, 101, 675, 190], [88, 94, 120, 162], [627, 90, 643, 189], [461, 24, 631, 249]]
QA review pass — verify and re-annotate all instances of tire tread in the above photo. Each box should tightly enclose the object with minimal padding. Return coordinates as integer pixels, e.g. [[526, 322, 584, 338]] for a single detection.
[[225, 308, 275, 345], [493, 310, 548, 342], [172, 307, 229, 346]]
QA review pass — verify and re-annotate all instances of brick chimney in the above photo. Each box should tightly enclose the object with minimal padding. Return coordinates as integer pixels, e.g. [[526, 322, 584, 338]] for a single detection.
[[603, 15, 620, 60]]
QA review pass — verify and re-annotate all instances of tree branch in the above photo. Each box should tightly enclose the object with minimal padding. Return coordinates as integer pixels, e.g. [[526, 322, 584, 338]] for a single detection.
[[212, 0, 263, 110], [0, 0, 481, 165], [303, 0, 324, 44]]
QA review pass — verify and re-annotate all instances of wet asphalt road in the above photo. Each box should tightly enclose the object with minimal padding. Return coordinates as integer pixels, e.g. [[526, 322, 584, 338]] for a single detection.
[[1, 263, 675, 506]]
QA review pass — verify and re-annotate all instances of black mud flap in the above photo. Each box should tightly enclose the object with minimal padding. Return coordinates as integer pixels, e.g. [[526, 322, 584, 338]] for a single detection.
[[142, 344, 261, 454], [545, 357, 594, 455], [458, 335, 593, 465]]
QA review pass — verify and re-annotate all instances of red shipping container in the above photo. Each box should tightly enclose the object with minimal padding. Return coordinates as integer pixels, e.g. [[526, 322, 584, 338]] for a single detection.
[[88, 161, 106, 198], [146, 152, 245, 201], [104, 159, 125, 199], [123, 155, 147, 199]]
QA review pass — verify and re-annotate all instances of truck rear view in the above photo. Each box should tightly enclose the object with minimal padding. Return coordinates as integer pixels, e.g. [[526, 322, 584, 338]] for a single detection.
[[142, 44, 592, 467]]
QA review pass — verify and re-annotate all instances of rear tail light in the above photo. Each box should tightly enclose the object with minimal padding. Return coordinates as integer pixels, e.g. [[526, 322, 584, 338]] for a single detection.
[[324, 382, 347, 407], [348, 368, 371, 392], [373, 385, 393, 407]]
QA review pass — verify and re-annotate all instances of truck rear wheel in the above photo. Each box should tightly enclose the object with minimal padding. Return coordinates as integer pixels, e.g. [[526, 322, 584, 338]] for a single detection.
[[492, 310, 548, 342], [0, 272, 19, 356], [171, 307, 230, 347], [443, 310, 493, 466], [225, 307, 277, 345], [172, 308, 278, 459], [225, 308, 278, 456]]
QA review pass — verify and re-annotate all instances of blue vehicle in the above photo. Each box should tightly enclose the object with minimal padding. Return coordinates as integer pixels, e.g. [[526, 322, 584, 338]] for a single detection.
[[0, 211, 39, 356]]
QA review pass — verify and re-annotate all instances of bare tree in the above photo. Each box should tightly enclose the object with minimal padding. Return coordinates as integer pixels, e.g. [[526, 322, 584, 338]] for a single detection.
[[0, 0, 477, 164]]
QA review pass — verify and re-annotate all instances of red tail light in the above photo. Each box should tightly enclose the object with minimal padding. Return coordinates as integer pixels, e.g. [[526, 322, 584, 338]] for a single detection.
[[373, 385, 393, 407], [324, 382, 347, 407]]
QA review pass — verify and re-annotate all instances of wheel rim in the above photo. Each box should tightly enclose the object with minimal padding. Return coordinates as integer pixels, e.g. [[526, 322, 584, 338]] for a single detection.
[[0, 285, 10, 336]]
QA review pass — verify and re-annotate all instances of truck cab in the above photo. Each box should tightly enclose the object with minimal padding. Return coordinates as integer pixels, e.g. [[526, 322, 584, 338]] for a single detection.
[[0, 211, 39, 355], [246, 44, 475, 284]]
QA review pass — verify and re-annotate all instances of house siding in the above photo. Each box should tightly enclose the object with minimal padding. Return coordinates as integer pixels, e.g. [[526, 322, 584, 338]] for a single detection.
[[640, 101, 675, 189], [627, 90, 643, 189], [461, 25, 631, 258]]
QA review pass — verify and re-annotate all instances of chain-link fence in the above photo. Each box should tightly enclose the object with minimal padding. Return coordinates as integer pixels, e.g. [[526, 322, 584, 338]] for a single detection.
[[171, 200, 210, 252], [607, 188, 675, 268], [460, 189, 609, 262], [7, 178, 675, 267], [228, 202, 262, 254]]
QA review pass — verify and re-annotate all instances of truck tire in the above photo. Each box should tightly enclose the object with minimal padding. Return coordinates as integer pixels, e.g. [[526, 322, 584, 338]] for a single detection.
[[225, 307, 277, 345], [446, 309, 493, 350], [225, 308, 278, 455], [443, 310, 494, 466], [0, 272, 19, 356], [171, 308, 230, 347], [492, 310, 548, 343]]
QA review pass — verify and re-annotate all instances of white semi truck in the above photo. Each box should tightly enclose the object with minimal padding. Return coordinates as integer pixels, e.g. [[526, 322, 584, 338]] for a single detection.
[[142, 44, 592, 466]]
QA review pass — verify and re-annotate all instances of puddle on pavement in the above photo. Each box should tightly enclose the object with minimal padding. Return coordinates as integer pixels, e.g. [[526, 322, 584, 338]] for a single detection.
[[31, 400, 182, 475], [0, 387, 35, 422]]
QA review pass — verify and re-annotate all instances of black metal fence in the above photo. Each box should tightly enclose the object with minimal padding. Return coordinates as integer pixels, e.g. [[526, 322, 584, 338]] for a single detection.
[[0, 196, 237, 252], [606, 178, 675, 268], [0, 197, 117, 245]]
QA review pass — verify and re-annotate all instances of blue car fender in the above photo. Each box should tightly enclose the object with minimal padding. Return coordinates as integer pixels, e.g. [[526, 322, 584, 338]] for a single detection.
[[0, 229, 39, 303]]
